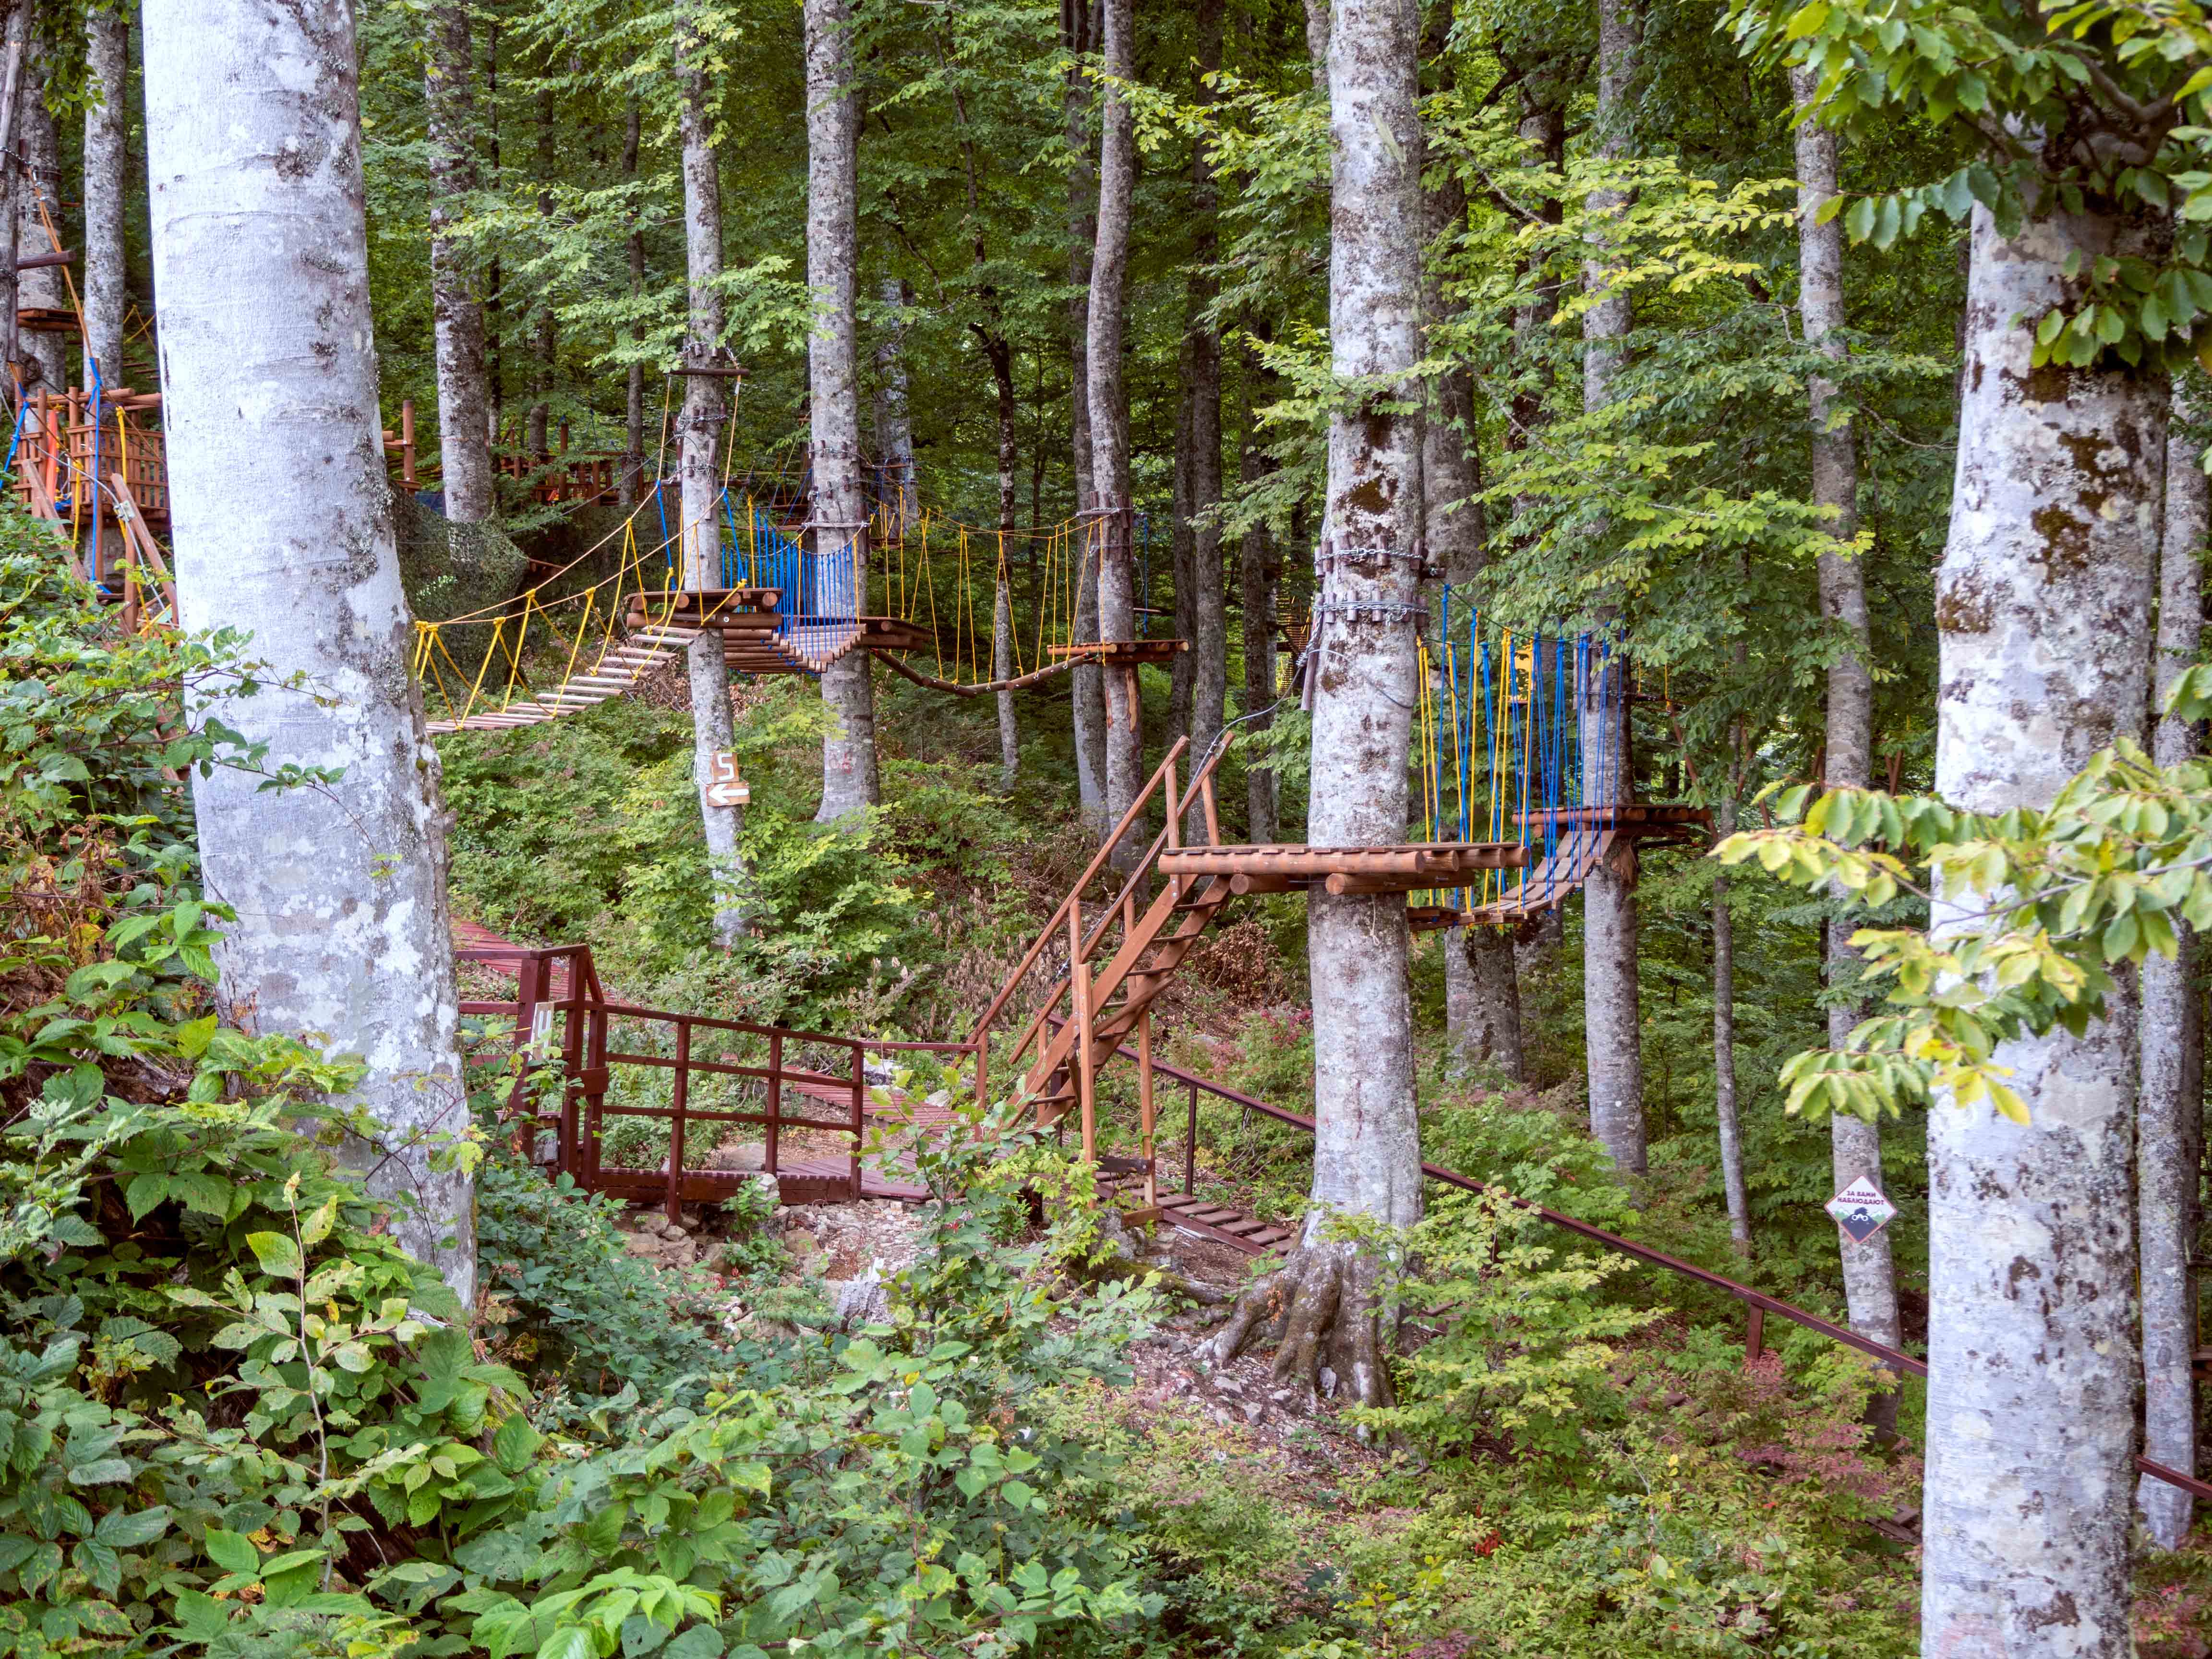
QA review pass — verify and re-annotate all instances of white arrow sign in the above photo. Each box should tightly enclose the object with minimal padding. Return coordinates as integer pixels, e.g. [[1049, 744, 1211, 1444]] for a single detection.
[[1825, 1176, 1897, 1244]]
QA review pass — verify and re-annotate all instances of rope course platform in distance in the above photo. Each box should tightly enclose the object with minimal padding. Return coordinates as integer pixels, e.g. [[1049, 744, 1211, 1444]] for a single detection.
[[1157, 841, 1525, 897], [1044, 638, 1189, 668]]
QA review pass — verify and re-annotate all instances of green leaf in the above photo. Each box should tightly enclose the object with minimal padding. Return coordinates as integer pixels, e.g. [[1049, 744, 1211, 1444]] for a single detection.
[[67, 1458, 133, 1487], [204, 1529, 260, 1576], [94, 1505, 171, 1548], [246, 1231, 304, 1281], [493, 1412, 544, 1475], [539, 1628, 597, 1659]]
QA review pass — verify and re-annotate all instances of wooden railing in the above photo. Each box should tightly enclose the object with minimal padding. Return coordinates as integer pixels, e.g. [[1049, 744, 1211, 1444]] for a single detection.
[[461, 943, 973, 1217]]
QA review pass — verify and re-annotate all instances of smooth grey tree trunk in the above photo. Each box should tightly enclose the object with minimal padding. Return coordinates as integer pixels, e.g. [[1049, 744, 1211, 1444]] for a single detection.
[[424, 0, 493, 523], [1239, 401, 1278, 842], [621, 96, 644, 505], [1209, 0, 1424, 1409], [2140, 378, 2206, 1548], [1183, 0, 1226, 835], [16, 45, 64, 397], [872, 277, 918, 529], [0, 1, 30, 390], [1063, 0, 1106, 824], [1087, 0, 1142, 866], [674, 11, 743, 943], [1922, 194, 2162, 1657], [145, 0, 471, 1301], [81, 7, 128, 388], [806, 0, 877, 824], [1791, 63, 1903, 1369], [1578, 0, 1643, 1176], [1711, 798, 1751, 1251]]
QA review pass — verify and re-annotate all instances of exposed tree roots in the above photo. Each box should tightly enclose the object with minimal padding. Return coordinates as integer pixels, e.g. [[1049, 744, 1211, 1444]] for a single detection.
[[1204, 1238, 1396, 1410]]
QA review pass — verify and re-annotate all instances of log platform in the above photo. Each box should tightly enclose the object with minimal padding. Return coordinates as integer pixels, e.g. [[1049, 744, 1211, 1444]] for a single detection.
[[1155, 841, 1525, 897], [1046, 638, 1190, 667]]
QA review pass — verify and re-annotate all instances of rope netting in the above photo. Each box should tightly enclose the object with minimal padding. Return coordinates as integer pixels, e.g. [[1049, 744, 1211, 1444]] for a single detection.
[[1412, 586, 1633, 916]]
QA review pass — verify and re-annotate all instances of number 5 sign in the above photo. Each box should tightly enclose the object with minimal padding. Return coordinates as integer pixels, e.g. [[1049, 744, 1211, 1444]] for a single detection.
[[706, 751, 750, 808]]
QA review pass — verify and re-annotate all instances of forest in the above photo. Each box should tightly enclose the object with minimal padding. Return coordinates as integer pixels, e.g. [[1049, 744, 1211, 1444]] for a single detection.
[[3, 0, 2212, 1650]]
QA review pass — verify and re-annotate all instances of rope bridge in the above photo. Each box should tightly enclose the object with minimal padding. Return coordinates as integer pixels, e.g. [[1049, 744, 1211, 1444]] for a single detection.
[[1410, 588, 1707, 926]]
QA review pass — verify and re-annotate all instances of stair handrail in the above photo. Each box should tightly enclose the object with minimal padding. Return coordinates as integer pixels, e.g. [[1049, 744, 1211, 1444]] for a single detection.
[[988, 730, 1240, 1088], [969, 734, 1192, 1047]]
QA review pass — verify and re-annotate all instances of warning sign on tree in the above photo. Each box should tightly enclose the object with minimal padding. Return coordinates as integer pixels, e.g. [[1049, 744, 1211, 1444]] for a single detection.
[[1825, 1176, 1897, 1244], [705, 751, 750, 808]]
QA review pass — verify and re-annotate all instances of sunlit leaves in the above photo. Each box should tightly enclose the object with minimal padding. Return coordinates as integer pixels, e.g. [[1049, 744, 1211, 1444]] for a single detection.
[[1719, 734, 2212, 1125]]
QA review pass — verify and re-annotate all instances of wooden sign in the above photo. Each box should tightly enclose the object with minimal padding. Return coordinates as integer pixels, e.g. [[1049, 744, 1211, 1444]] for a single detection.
[[705, 751, 750, 807]]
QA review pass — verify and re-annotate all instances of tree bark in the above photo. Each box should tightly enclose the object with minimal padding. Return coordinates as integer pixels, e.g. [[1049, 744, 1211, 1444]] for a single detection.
[[81, 6, 128, 388], [526, 84, 555, 458], [622, 96, 645, 505], [1791, 62, 1902, 1382], [0, 1, 31, 393], [674, 9, 744, 943], [2140, 377, 2206, 1548], [1211, 0, 1425, 1408], [424, 0, 493, 523], [873, 276, 918, 530], [1087, 0, 1142, 868], [1579, 0, 1643, 1176], [1183, 0, 1226, 836], [1921, 195, 2162, 1656], [1239, 365, 1279, 842], [1063, 0, 1106, 824], [1711, 798, 1751, 1252], [144, 0, 471, 1301], [15, 42, 64, 397], [806, 0, 878, 823]]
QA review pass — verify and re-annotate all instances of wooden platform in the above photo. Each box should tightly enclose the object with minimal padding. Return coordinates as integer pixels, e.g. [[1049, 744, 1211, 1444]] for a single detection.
[[1153, 1191, 1293, 1255], [1513, 803, 1709, 837], [1046, 638, 1189, 667], [1155, 841, 1525, 896], [584, 1160, 927, 1208]]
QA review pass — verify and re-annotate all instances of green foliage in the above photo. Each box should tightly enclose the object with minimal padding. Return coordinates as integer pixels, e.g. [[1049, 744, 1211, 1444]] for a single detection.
[[1720, 699, 2212, 1124], [1733, 0, 2212, 367]]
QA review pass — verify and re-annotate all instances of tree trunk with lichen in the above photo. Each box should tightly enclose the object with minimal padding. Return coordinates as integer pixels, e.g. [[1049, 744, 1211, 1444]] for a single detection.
[[145, 0, 472, 1302], [1920, 195, 2161, 1655], [424, 0, 493, 524], [1207, 0, 1424, 1409], [1791, 64, 1902, 1401], [807, 0, 878, 824], [674, 8, 744, 943], [1088, 0, 1142, 868], [82, 7, 128, 389], [2139, 376, 2205, 1550]]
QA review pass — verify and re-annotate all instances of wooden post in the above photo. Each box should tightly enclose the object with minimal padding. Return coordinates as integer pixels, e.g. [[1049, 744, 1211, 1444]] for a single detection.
[[974, 1031, 988, 1113], [665, 1018, 691, 1222], [1137, 1007, 1157, 1207], [583, 1002, 610, 1190], [117, 511, 138, 633], [1070, 897, 1095, 1162], [400, 398, 417, 489], [766, 1030, 783, 1175], [849, 1045, 866, 1198], [1745, 1301, 1766, 1366], [1201, 772, 1222, 847], [1165, 753, 1181, 853], [1184, 1077, 1198, 1195]]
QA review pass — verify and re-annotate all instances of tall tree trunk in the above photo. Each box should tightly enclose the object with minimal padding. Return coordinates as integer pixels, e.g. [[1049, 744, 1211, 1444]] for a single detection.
[[1921, 195, 2162, 1656], [16, 45, 63, 397], [873, 277, 918, 529], [527, 86, 556, 458], [1579, 0, 1643, 1176], [1087, 0, 1142, 867], [1169, 375, 1195, 745], [484, 24, 502, 449], [1184, 0, 1226, 832], [1239, 419, 1279, 841], [806, 0, 877, 823], [674, 9, 744, 943], [1424, 29, 1518, 1078], [1063, 0, 1106, 824], [1209, 0, 1424, 1408], [1711, 797, 1751, 1252], [622, 96, 644, 505], [2140, 377, 2206, 1548], [424, 0, 493, 523], [0, 0, 31, 394], [81, 6, 128, 388], [144, 0, 471, 1301], [1791, 63, 1902, 1385]]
